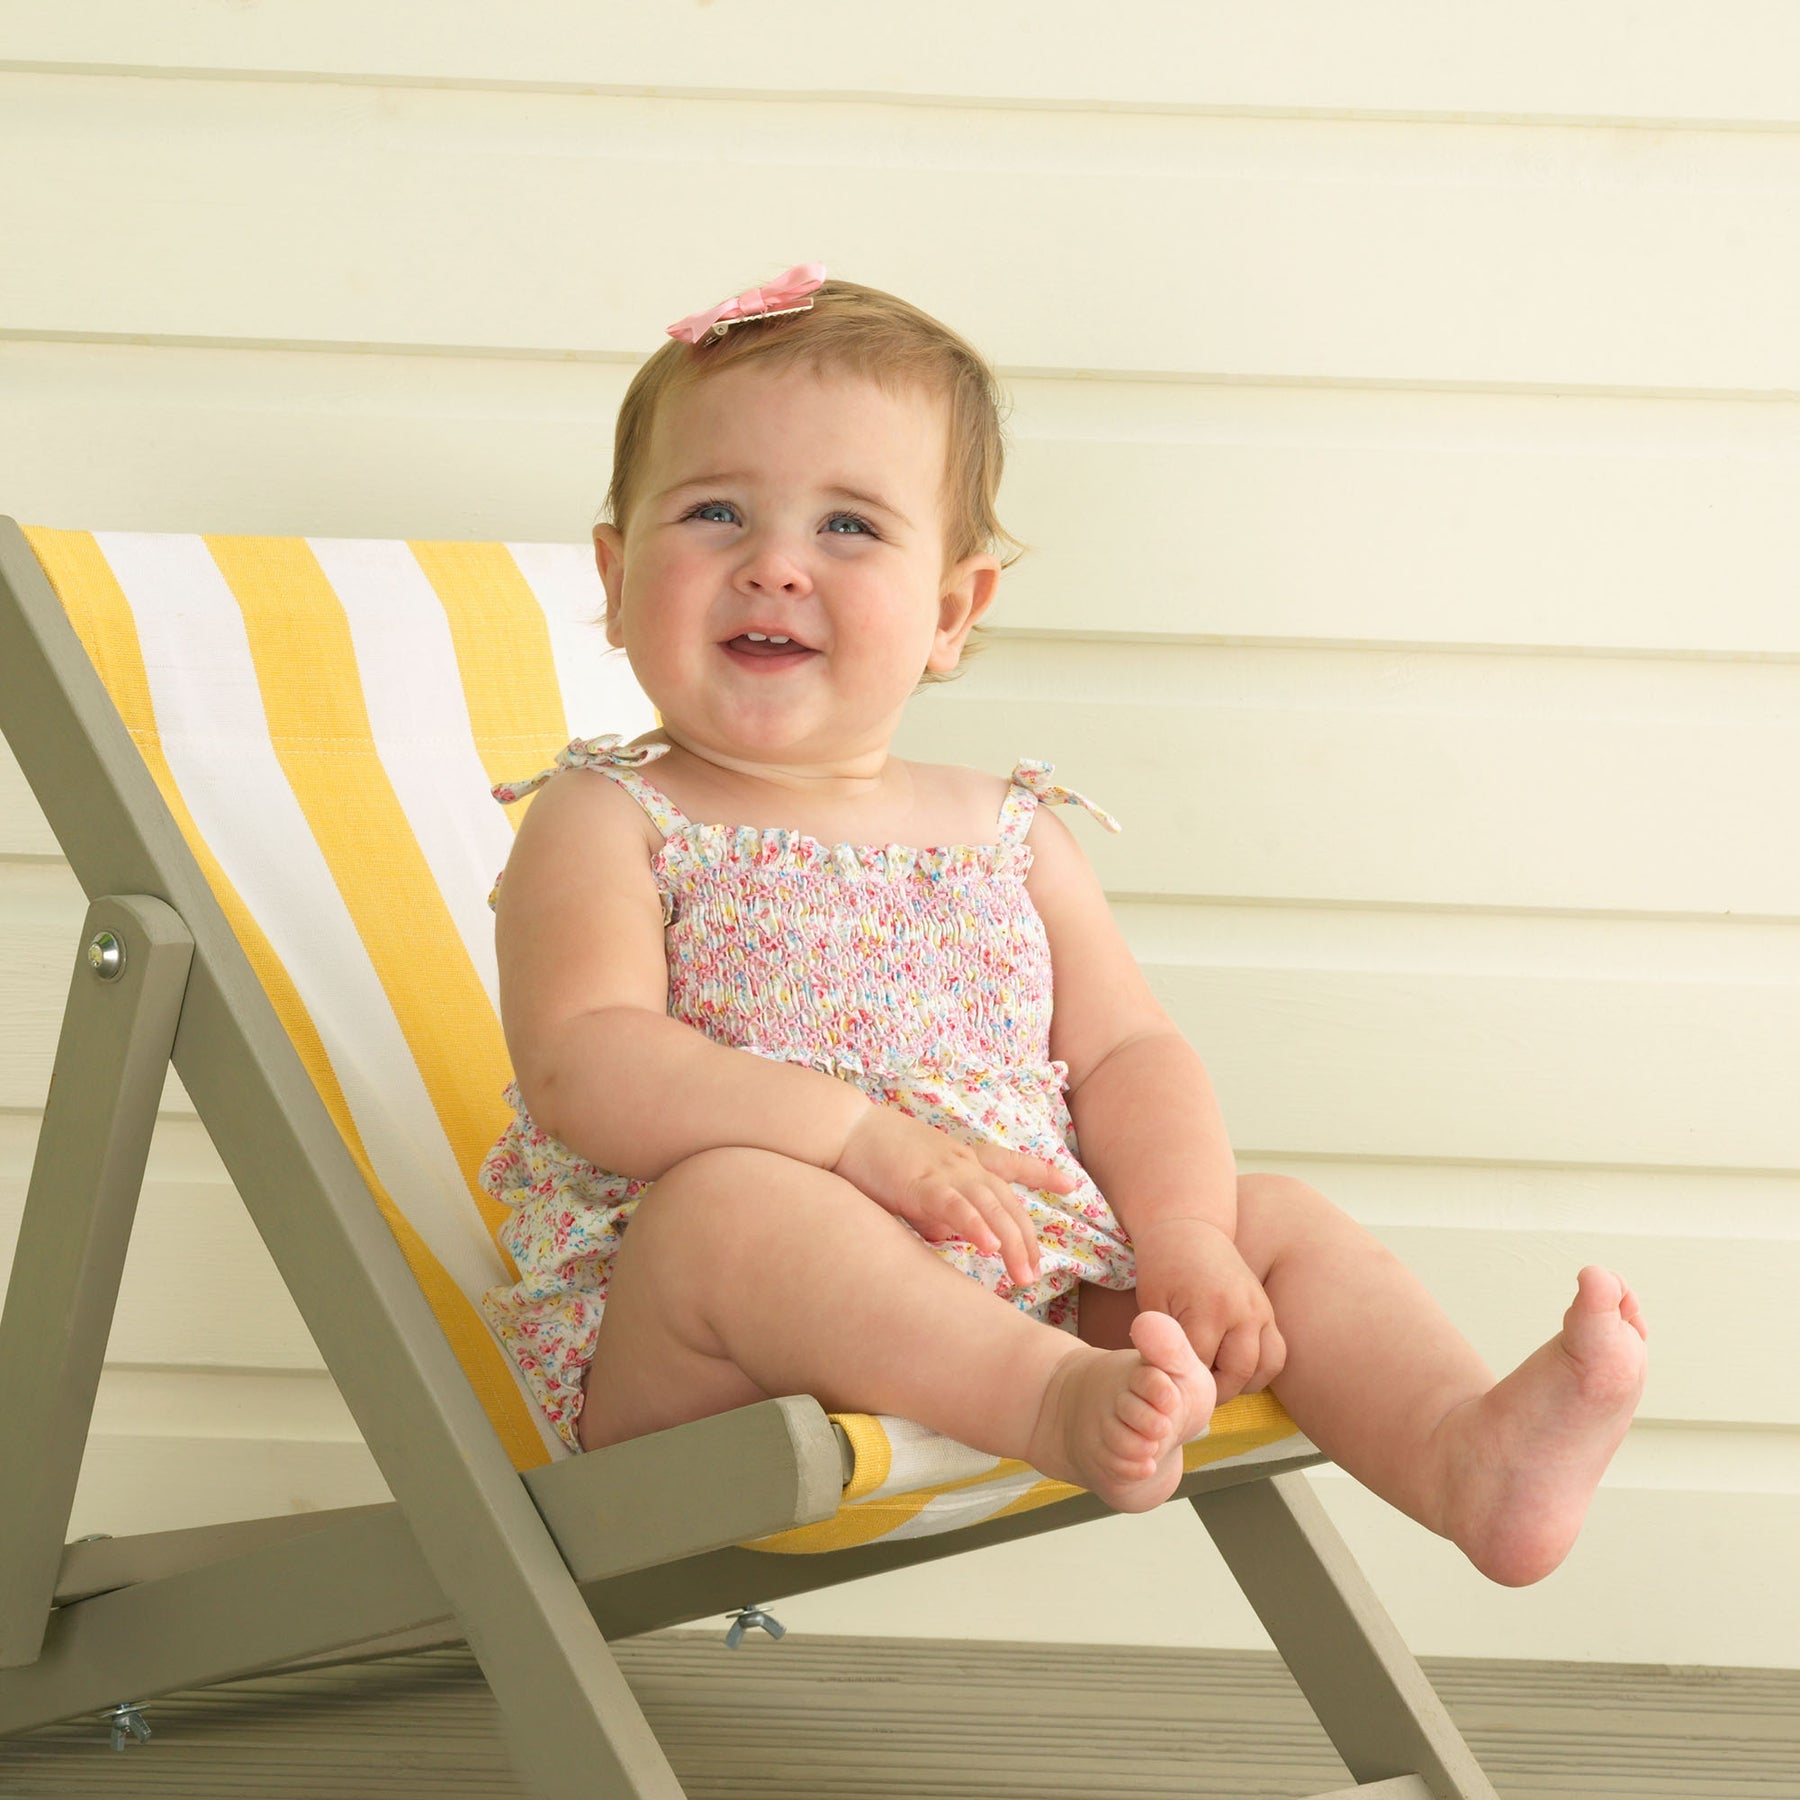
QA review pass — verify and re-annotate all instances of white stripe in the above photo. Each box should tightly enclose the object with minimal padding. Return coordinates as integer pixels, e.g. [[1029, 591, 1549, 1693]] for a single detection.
[[885, 1467, 1048, 1540], [307, 538, 513, 1013], [504, 542, 659, 739], [864, 1424, 1317, 1541], [866, 1414, 1002, 1500]]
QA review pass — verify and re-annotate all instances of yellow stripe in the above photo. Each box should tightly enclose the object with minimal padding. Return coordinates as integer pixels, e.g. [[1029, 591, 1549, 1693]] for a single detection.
[[406, 542, 571, 826], [204, 535, 520, 1264], [832, 1411, 893, 1504], [22, 527, 549, 1473]]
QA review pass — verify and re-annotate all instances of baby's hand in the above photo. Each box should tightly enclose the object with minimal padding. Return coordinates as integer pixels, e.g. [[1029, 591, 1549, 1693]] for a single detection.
[[831, 1107, 1075, 1291], [1131, 1218, 1286, 1405]]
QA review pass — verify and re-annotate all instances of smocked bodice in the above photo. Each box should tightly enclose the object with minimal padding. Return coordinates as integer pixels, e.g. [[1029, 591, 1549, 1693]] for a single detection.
[[489, 735, 1121, 1089]]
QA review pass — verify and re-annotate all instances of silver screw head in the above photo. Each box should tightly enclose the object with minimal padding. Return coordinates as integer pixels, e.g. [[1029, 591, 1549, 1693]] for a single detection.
[[87, 931, 125, 980]]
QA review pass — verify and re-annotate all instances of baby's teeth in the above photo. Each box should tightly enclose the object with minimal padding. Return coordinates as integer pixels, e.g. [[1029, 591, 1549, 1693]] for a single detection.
[[743, 632, 791, 643]]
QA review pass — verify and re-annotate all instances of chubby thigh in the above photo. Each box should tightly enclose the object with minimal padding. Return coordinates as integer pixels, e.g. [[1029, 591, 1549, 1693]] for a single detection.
[[576, 1144, 1119, 1457]]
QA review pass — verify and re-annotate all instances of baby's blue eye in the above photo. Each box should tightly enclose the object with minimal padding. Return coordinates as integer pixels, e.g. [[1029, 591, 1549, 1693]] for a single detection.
[[682, 499, 876, 537]]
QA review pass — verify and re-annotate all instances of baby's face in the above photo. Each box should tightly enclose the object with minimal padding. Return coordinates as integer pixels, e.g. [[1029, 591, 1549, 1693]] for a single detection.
[[594, 361, 998, 772]]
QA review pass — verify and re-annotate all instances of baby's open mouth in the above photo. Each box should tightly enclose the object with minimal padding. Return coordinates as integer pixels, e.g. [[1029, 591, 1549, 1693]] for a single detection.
[[724, 634, 816, 659]]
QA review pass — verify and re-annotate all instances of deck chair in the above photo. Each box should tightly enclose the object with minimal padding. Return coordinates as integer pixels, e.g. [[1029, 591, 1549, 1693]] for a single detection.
[[0, 519, 1498, 1800]]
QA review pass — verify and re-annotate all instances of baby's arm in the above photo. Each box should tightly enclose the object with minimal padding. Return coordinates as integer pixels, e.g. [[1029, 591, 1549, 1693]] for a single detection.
[[1025, 808, 1283, 1396], [497, 769, 870, 1176], [1023, 806, 1235, 1235]]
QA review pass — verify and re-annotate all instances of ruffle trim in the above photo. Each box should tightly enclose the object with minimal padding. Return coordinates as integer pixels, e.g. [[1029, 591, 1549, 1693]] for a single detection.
[[654, 824, 1032, 885]]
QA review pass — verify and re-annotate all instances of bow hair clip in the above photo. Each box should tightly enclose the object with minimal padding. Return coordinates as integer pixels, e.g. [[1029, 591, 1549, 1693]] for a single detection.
[[667, 262, 827, 345]]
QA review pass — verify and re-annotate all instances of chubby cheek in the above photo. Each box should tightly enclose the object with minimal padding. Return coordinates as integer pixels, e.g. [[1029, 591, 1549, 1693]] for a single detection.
[[616, 558, 707, 651]]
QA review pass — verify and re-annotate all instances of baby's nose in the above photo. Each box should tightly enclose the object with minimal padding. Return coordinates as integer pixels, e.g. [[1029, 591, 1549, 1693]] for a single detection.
[[739, 546, 813, 593]]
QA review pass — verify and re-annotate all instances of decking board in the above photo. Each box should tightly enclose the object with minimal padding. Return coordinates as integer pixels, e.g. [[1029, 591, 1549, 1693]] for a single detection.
[[1, 1633, 1793, 1797]]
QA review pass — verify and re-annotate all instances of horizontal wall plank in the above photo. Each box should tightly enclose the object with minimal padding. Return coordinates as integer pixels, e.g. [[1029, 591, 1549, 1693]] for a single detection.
[[1004, 433, 1800, 658], [72, 1434, 389, 1542], [4, 1, 1798, 127], [5, 76, 1798, 389], [0, 1167, 320, 1372], [89, 1367, 364, 1444], [919, 685, 1800, 917], [5, 343, 1798, 656], [0, 745, 56, 859], [1151, 961, 1798, 1171], [1245, 1153, 1800, 1243]]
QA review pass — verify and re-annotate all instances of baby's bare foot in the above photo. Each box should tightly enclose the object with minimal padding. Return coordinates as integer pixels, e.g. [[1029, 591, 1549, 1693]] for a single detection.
[[1024, 1312, 1218, 1514], [1438, 1266, 1648, 1586]]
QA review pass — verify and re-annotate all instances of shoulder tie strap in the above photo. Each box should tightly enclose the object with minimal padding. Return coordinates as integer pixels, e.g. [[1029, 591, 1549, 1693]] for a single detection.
[[996, 757, 1122, 847], [491, 732, 673, 805], [487, 734, 685, 914]]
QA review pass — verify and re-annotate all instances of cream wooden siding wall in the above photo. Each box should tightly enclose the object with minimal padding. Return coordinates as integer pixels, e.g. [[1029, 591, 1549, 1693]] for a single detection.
[[2, 4, 1796, 1668]]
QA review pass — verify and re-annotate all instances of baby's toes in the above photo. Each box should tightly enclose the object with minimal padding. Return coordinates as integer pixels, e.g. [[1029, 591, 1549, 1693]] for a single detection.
[[1114, 1383, 1173, 1439], [1101, 1406, 1166, 1469], [1127, 1360, 1181, 1422], [1571, 1265, 1624, 1317], [1619, 1281, 1649, 1340]]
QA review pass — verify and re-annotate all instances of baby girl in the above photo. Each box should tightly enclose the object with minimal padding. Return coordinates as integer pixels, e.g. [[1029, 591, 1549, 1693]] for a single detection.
[[480, 264, 1647, 1586]]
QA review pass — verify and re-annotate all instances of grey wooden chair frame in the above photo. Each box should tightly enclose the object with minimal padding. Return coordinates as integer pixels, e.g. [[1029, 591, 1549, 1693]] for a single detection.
[[0, 517, 1497, 1799]]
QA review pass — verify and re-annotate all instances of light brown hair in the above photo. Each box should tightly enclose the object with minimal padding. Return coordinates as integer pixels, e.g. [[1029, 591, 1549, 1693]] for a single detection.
[[601, 277, 1027, 687]]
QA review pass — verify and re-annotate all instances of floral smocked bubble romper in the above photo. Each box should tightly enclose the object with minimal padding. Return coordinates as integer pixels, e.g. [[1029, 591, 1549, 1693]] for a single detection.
[[478, 734, 1140, 1452]]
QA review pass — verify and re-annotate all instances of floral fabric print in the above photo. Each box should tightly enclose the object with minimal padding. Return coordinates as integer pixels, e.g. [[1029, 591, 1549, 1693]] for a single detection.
[[478, 734, 1136, 1452]]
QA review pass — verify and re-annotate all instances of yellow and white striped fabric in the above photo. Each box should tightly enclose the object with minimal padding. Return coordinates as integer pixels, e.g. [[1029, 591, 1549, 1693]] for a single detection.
[[23, 528, 1310, 1547], [741, 1395, 1308, 1552]]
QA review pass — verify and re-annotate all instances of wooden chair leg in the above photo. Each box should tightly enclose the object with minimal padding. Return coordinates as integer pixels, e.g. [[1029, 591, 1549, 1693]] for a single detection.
[[1191, 1471, 1498, 1800], [0, 895, 192, 1670]]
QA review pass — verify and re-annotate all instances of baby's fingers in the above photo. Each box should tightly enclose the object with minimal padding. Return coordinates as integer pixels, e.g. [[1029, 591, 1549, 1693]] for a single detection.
[[1210, 1322, 1263, 1405], [962, 1183, 1041, 1288], [981, 1146, 1079, 1192], [1247, 1322, 1287, 1395]]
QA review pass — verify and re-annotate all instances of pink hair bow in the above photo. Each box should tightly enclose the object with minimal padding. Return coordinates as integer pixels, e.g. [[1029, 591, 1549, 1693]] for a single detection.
[[666, 262, 828, 345]]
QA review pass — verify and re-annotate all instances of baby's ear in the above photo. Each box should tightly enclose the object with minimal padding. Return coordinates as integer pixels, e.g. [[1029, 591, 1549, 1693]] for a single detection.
[[593, 526, 626, 643], [931, 555, 1001, 662]]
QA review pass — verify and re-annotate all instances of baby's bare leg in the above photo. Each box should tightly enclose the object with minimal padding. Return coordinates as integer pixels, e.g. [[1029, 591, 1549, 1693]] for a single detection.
[[579, 1146, 1215, 1513], [1077, 1278, 1141, 1351], [1234, 1173, 1647, 1586]]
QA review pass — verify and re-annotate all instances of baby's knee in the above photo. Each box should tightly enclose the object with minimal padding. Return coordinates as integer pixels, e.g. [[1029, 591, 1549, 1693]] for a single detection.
[[1235, 1171, 1345, 1242], [632, 1146, 785, 1252]]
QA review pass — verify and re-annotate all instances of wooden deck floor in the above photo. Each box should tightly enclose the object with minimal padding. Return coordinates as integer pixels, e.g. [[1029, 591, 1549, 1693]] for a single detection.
[[2, 1631, 1795, 1798]]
